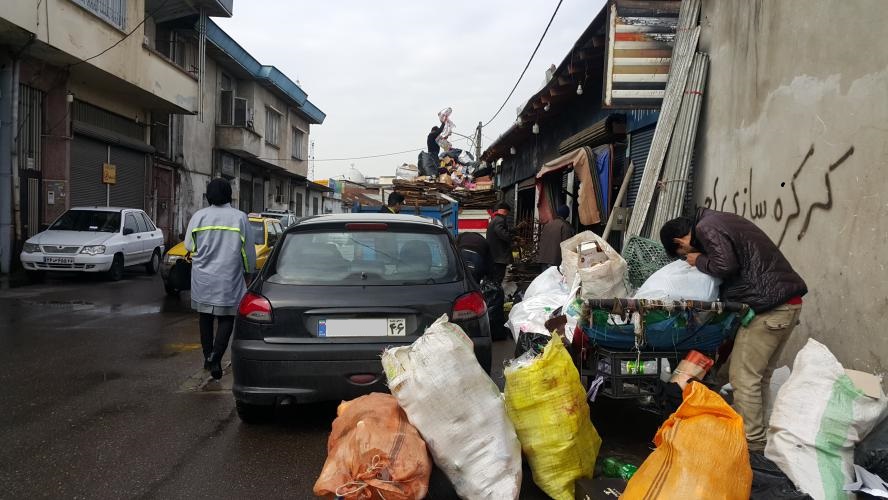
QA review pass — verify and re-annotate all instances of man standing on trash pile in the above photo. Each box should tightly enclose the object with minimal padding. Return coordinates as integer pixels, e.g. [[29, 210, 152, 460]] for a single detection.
[[660, 207, 807, 453], [380, 192, 405, 214], [537, 204, 575, 271], [427, 125, 442, 159], [486, 202, 515, 285]]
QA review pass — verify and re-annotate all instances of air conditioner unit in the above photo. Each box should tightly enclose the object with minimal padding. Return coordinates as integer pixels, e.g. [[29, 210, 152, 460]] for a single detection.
[[233, 98, 248, 127]]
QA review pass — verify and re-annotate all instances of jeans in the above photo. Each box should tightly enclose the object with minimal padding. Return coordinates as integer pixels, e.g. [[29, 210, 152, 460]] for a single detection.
[[199, 313, 235, 361]]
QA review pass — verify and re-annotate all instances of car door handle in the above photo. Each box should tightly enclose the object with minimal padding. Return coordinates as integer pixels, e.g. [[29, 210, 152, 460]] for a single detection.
[[137, 236, 142, 239]]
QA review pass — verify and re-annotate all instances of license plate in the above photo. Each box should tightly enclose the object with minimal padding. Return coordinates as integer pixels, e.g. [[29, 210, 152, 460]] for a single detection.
[[44, 257, 74, 264], [318, 318, 406, 337]]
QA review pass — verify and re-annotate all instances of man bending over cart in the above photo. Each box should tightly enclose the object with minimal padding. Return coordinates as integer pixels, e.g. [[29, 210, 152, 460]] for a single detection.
[[660, 207, 807, 453]]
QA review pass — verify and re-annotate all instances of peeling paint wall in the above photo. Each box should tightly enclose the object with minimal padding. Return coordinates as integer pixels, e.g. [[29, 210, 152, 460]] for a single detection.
[[696, 0, 888, 382]]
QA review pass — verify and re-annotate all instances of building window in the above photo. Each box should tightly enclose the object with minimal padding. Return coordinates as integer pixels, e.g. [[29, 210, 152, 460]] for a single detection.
[[70, 0, 127, 30], [291, 128, 305, 160], [312, 197, 319, 215], [265, 107, 281, 147]]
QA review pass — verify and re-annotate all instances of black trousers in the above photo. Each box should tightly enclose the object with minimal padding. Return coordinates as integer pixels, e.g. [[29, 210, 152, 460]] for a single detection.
[[199, 313, 235, 361], [489, 263, 507, 286]]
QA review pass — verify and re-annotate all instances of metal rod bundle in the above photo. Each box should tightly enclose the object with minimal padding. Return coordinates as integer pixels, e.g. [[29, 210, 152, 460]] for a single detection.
[[625, 0, 701, 239], [649, 52, 709, 233]]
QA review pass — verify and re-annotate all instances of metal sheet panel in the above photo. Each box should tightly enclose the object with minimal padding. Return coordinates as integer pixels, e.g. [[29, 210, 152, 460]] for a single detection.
[[605, 0, 680, 107]]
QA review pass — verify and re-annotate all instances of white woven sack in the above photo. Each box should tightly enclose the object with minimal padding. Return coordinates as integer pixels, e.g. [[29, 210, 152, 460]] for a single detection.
[[560, 231, 628, 299], [382, 315, 522, 499], [765, 339, 888, 500]]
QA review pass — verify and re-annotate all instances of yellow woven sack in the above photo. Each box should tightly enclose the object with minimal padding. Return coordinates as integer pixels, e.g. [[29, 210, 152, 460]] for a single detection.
[[504, 333, 602, 500]]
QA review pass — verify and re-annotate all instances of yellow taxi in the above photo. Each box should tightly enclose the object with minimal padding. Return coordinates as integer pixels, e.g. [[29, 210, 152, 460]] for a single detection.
[[160, 215, 284, 294]]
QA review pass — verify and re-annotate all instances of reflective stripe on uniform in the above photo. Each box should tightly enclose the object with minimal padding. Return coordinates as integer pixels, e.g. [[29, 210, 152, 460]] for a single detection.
[[190, 225, 249, 272]]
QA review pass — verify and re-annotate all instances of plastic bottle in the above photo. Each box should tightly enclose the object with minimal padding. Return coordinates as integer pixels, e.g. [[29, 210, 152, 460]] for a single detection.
[[602, 457, 639, 480], [598, 359, 664, 375]]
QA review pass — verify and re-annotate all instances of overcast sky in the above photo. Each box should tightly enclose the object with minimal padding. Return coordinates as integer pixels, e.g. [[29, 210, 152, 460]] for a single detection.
[[214, 0, 605, 180]]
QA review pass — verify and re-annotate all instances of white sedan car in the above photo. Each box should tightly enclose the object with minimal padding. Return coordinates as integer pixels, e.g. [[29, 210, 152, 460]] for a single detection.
[[20, 207, 165, 281]]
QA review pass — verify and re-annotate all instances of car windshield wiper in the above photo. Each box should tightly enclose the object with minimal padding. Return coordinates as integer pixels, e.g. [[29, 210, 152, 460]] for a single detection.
[[346, 236, 399, 264]]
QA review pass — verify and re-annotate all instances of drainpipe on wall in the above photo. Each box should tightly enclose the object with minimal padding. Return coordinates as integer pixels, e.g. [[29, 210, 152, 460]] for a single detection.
[[0, 57, 20, 274]]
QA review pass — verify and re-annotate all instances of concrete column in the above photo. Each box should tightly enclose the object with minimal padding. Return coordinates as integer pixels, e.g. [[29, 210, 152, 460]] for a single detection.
[[0, 57, 18, 273]]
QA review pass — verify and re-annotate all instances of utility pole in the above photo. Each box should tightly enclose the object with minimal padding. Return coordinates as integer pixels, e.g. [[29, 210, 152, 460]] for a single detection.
[[474, 121, 482, 160]]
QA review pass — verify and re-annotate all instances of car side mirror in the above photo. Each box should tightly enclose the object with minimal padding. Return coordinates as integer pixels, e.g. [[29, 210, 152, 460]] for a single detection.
[[123, 228, 134, 236]]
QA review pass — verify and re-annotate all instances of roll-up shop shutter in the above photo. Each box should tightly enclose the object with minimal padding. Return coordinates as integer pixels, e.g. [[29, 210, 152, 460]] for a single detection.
[[627, 125, 655, 207], [109, 146, 146, 209], [70, 135, 109, 207], [627, 124, 696, 216]]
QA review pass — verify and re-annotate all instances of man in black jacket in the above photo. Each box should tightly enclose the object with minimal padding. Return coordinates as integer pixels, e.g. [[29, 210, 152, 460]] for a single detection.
[[661, 208, 807, 452], [486, 202, 514, 285], [427, 126, 442, 159]]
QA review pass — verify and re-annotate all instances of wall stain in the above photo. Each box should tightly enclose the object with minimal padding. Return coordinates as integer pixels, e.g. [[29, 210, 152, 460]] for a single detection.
[[703, 144, 855, 247]]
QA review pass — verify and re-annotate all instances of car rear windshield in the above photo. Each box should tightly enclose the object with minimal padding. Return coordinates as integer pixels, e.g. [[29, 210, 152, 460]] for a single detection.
[[50, 210, 121, 232], [250, 221, 265, 244], [269, 230, 460, 285]]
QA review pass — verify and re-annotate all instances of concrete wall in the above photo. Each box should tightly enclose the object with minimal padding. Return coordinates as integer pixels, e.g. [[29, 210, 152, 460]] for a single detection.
[[1, 0, 197, 112], [696, 0, 888, 380]]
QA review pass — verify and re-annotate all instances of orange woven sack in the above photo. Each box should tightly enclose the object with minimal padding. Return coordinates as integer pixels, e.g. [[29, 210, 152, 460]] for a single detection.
[[314, 393, 432, 500], [621, 382, 752, 500]]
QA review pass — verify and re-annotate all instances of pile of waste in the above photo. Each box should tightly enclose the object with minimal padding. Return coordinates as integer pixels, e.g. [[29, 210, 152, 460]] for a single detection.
[[500, 227, 888, 499], [313, 315, 606, 499]]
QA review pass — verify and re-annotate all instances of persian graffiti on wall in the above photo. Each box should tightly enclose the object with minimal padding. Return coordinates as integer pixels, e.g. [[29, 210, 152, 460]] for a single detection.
[[702, 144, 855, 247]]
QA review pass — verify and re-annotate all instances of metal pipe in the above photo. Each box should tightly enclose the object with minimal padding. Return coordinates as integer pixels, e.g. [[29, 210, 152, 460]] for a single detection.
[[585, 298, 749, 314], [603, 161, 634, 241], [626, 0, 701, 238]]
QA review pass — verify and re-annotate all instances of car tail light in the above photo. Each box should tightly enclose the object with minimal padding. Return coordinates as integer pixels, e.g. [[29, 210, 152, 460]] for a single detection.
[[452, 291, 487, 321], [238, 292, 273, 323]]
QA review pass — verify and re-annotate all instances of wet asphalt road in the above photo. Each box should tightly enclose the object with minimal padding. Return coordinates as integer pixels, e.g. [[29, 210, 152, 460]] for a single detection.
[[0, 271, 656, 499]]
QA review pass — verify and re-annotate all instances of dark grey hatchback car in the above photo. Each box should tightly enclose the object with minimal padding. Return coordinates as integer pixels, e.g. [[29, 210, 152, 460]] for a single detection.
[[232, 213, 492, 423]]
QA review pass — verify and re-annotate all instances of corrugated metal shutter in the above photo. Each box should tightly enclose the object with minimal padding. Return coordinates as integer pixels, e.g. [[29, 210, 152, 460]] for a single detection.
[[109, 146, 146, 209], [70, 135, 109, 207], [627, 125, 656, 207]]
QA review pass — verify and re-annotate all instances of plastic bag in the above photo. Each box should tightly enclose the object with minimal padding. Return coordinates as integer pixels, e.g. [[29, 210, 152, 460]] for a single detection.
[[417, 152, 438, 177], [313, 393, 432, 500], [623, 381, 752, 499], [506, 294, 565, 341], [382, 316, 522, 499], [559, 231, 628, 300], [633, 260, 721, 301], [855, 415, 888, 486], [504, 333, 601, 500], [524, 266, 570, 300], [766, 339, 888, 500]]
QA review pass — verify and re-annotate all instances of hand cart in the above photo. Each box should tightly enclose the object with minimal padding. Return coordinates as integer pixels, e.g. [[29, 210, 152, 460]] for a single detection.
[[574, 299, 749, 405]]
